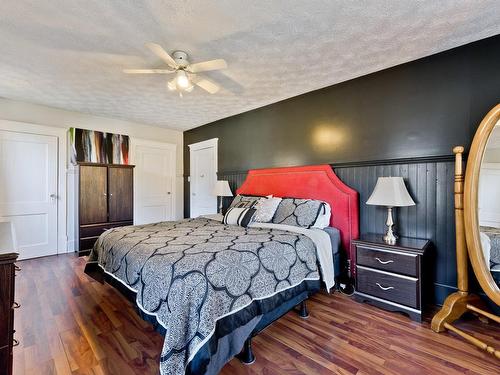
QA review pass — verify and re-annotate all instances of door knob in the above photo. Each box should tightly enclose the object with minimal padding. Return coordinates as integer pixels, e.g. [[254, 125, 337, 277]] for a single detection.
[[50, 194, 57, 202], [167, 192, 171, 195]]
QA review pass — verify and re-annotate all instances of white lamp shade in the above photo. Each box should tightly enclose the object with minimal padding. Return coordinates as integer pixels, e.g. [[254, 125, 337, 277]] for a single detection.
[[212, 180, 233, 197], [366, 177, 415, 207], [0, 220, 17, 254]]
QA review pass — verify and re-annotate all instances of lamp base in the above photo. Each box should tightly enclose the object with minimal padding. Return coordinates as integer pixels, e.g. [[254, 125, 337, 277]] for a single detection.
[[383, 231, 397, 245], [218, 196, 223, 214], [383, 207, 397, 245]]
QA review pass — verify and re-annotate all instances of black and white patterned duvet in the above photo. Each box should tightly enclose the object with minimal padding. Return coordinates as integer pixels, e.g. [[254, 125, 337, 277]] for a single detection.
[[87, 217, 320, 374], [481, 226, 500, 287]]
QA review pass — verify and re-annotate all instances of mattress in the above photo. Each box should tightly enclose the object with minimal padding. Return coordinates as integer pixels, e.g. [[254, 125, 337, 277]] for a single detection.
[[86, 217, 334, 375]]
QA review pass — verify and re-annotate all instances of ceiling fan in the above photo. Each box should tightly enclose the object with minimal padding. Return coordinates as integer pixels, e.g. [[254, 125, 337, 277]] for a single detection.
[[123, 43, 227, 96]]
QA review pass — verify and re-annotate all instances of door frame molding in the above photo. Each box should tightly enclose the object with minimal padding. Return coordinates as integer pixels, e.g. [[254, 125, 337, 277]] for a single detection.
[[188, 138, 218, 218], [0, 119, 68, 254], [130, 138, 177, 223]]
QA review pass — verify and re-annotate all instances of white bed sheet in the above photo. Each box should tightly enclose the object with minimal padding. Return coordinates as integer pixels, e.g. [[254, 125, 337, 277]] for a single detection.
[[249, 222, 335, 292]]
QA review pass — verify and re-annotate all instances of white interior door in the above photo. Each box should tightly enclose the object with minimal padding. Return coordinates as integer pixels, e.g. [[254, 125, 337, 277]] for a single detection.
[[0, 130, 58, 259], [134, 142, 176, 224], [190, 139, 217, 217]]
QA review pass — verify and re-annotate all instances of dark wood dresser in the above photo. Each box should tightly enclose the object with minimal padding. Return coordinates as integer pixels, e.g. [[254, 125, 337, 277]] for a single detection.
[[353, 234, 429, 322], [0, 253, 19, 375], [78, 163, 134, 255]]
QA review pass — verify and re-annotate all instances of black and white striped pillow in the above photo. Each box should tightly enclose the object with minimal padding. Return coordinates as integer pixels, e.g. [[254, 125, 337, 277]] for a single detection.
[[223, 207, 256, 227]]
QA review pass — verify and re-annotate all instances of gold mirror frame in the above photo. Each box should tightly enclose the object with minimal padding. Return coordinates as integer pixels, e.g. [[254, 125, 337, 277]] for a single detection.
[[464, 103, 500, 306]]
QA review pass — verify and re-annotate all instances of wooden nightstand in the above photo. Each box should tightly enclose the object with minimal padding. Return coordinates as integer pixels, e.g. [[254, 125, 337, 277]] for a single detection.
[[353, 234, 430, 322]]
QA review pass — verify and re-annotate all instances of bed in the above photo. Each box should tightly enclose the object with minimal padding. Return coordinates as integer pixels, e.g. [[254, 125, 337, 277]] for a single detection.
[[480, 226, 500, 287], [85, 164, 359, 375]]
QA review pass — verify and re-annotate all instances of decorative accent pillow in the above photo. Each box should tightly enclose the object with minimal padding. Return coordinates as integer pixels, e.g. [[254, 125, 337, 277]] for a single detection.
[[272, 198, 326, 228], [223, 207, 257, 227], [228, 194, 262, 210], [253, 197, 282, 223]]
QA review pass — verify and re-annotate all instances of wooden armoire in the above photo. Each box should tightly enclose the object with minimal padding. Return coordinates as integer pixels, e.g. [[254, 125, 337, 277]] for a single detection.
[[78, 163, 134, 254]]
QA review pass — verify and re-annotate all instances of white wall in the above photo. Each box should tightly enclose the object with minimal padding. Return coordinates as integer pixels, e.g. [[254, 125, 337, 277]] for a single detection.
[[483, 147, 500, 163], [0, 98, 184, 252], [479, 124, 500, 228]]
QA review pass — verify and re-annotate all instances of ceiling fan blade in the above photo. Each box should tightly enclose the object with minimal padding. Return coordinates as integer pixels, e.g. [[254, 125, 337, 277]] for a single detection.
[[192, 76, 220, 94], [188, 59, 227, 73], [123, 69, 175, 74], [145, 43, 178, 68]]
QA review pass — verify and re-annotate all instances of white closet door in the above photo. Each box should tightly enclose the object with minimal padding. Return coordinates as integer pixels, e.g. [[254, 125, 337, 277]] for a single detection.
[[189, 139, 218, 218], [0, 130, 58, 259], [134, 142, 176, 224]]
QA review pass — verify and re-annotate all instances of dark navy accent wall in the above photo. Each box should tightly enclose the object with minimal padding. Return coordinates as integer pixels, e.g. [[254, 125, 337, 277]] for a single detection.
[[215, 158, 455, 304], [184, 35, 500, 304]]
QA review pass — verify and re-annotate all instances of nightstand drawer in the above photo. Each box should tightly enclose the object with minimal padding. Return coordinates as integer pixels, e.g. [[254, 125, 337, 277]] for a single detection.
[[357, 245, 418, 276], [356, 266, 418, 308]]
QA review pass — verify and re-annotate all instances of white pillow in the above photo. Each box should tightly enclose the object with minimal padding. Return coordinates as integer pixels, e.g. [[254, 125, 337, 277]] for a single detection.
[[253, 197, 282, 223], [312, 201, 331, 229], [480, 231, 491, 267]]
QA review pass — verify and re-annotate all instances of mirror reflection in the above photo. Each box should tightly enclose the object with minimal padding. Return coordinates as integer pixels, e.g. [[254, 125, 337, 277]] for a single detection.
[[479, 120, 500, 288]]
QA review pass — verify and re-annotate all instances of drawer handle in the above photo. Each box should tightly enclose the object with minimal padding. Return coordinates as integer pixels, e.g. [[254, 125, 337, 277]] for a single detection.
[[13, 301, 20, 309], [376, 282, 395, 291], [13, 338, 20, 347], [375, 257, 394, 265]]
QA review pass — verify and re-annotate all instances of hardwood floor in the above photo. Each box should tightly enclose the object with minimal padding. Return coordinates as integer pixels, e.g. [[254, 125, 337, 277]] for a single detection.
[[12, 254, 500, 375]]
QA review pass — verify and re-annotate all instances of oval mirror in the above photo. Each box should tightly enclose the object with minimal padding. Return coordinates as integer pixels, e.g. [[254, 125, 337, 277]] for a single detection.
[[464, 104, 500, 306]]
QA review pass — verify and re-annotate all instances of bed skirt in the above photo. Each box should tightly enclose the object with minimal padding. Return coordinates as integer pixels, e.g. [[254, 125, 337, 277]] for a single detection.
[[92, 267, 321, 374]]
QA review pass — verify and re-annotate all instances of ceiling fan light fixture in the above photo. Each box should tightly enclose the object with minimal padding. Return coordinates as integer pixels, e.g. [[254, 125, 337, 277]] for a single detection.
[[167, 80, 176, 91], [124, 43, 225, 96], [176, 70, 190, 89]]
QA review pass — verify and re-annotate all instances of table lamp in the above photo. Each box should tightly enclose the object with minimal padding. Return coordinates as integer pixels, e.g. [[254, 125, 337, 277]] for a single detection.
[[366, 177, 415, 245], [212, 180, 233, 214]]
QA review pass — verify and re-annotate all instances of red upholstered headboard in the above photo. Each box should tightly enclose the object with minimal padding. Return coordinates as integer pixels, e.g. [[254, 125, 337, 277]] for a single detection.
[[237, 164, 359, 272]]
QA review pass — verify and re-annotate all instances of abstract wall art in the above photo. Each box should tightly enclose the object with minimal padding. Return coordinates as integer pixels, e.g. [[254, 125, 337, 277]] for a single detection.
[[69, 128, 129, 165]]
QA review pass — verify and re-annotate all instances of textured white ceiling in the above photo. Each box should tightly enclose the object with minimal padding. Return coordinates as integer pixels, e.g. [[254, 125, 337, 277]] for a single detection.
[[1, 1, 499, 130]]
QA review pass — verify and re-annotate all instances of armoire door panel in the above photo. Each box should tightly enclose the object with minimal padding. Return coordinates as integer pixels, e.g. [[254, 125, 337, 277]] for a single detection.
[[108, 167, 133, 222], [79, 165, 108, 224]]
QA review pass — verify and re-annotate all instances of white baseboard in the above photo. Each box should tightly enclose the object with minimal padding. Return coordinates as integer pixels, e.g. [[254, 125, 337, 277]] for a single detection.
[[66, 239, 77, 253]]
